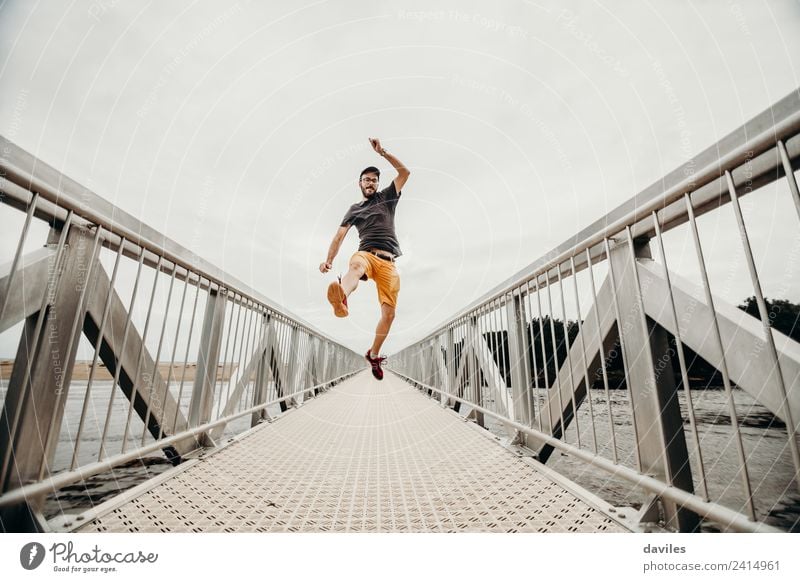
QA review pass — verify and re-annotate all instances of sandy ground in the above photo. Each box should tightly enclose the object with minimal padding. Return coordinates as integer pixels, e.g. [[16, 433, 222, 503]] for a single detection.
[[1, 360, 240, 382]]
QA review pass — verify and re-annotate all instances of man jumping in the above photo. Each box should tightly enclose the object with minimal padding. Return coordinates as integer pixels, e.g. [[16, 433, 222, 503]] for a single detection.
[[319, 137, 410, 380]]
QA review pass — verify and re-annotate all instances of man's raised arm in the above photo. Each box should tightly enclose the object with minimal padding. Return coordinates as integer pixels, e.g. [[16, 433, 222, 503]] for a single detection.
[[320, 225, 350, 273], [369, 137, 410, 192]]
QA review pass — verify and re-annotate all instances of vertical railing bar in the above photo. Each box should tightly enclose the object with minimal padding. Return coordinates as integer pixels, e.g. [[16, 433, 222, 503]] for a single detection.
[[140, 262, 179, 448], [502, 293, 513, 419], [98, 246, 146, 461], [545, 269, 568, 443], [472, 309, 482, 410], [462, 316, 469, 404], [603, 236, 643, 472], [464, 314, 474, 407], [275, 317, 290, 404], [725, 170, 800, 492], [156, 267, 191, 441], [495, 297, 507, 417], [777, 140, 800, 222], [496, 296, 508, 417], [534, 275, 554, 437], [651, 210, 709, 500], [281, 316, 292, 402], [263, 313, 275, 409], [171, 273, 203, 434], [524, 281, 543, 433], [37, 225, 104, 480], [684, 192, 755, 519], [625, 224, 676, 482], [274, 315, 286, 404], [121, 254, 161, 455], [244, 307, 261, 411], [223, 294, 245, 411], [491, 297, 505, 417], [248, 308, 267, 409], [233, 300, 255, 414], [1, 210, 75, 483], [248, 305, 263, 402], [570, 255, 598, 455], [71, 236, 125, 470], [490, 299, 502, 415], [0, 192, 39, 323], [557, 261, 581, 449], [300, 329, 310, 394], [585, 247, 618, 464], [216, 292, 238, 419], [519, 285, 534, 429]]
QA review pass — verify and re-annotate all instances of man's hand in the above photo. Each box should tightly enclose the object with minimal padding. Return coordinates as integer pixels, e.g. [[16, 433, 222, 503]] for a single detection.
[[319, 261, 332, 273], [369, 137, 386, 156], [369, 137, 410, 192]]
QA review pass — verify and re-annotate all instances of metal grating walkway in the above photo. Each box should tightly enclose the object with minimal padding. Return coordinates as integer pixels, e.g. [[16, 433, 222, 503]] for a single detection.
[[77, 371, 626, 533]]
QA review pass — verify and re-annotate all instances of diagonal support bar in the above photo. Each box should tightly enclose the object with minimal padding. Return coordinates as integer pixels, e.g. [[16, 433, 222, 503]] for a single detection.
[[0, 247, 53, 335], [83, 261, 199, 457]]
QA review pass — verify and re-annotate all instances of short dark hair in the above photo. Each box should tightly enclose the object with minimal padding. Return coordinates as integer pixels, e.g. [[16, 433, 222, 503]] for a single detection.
[[360, 166, 380, 179]]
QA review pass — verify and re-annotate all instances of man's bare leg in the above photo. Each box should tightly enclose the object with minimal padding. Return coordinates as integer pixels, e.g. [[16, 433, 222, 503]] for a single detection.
[[328, 261, 365, 318], [370, 303, 396, 356], [340, 260, 366, 295]]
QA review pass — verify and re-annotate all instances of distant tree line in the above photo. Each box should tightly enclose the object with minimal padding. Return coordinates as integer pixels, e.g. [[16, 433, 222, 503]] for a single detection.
[[446, 296, 800, 391]]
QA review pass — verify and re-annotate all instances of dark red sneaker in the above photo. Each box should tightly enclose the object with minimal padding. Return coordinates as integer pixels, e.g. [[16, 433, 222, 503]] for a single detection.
[[365, 350, 386, 380]]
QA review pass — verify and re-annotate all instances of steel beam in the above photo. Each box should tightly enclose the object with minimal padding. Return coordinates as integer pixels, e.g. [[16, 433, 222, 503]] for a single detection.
[[607, 237, 698, 532], [251, 315, 274, 426], [82, 260, 199, 459], [638, 260, 800, 432], [0, 248, 53, 334], [506, 293, 533, 431], [531, 275, 617, 460], [0, 226, 96, 530], [209, 321, 272, 441], [189, 287, 228, 443]]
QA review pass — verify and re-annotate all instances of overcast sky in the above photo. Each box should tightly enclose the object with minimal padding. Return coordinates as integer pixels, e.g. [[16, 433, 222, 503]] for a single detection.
[[1, 0, 799, 357]]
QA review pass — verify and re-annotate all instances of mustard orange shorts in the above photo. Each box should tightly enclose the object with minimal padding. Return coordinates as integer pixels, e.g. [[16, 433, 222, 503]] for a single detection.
[[350, 251, 400, 308]]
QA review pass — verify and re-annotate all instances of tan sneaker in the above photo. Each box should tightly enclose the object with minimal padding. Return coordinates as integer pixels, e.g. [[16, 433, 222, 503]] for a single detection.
[[327, 276, 349, 317]]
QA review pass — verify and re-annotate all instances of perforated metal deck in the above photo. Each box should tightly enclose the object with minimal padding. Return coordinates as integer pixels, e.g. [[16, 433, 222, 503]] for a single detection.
[[77, 371, 626, 533]]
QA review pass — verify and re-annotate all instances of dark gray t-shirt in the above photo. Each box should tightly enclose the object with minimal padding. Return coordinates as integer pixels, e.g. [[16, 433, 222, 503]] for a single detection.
[[340, 181, 402, 257]]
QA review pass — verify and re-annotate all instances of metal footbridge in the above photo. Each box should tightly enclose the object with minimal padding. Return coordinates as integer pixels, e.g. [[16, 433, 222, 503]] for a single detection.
[[72, 372, 623, 533], [1, 91, 800, 534]]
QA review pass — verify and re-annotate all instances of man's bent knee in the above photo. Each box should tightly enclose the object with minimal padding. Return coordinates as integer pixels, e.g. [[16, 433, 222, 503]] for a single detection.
[[349, 261, 367, 277]]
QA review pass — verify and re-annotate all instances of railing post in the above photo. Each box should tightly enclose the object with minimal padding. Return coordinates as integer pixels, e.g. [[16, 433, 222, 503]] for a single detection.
[[443, 328, 455, 407], [189, 287, 227, 442], [0, 224, 98, 531], [465, 317, 484, 427], [281, 325, 300, 410], [304, 336, 320, 398], [320, 342, 330, 385], [607, 236, 699, 532], [506, 291, 533, 436], [251, 314, 273, 426]]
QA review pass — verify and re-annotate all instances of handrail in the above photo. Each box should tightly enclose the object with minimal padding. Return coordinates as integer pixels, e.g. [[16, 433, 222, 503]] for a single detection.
[[389, 88, 800, 532], [0, 139, 365, 531], [409, 90, 800, 343], [0, 136, 338, 345]]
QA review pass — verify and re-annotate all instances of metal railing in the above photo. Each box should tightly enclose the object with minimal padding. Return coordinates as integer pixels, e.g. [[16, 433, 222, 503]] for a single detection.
[[389, 90, 800, 533], [0, 137, 364, 531]]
